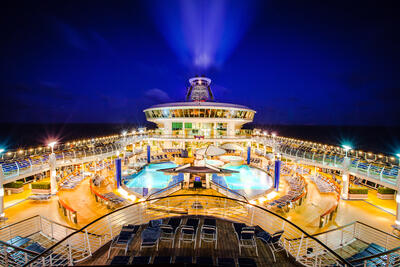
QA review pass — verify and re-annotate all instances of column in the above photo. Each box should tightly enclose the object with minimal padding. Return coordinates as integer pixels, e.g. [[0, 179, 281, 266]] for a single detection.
[[247, 144, 251, 165], [115, 158, 122, 188], [184, 173, 190, 189], [227, 122, 235, 137], [182, 122, 185, 137], [395, 174, 400, 225], [274, 159, 281, 191], [0, 167, 5, 219], [147, 145, 151, 163], [205, 173, 211, 189], [341, 156, 351, 200], [49, 152, 57, 195]]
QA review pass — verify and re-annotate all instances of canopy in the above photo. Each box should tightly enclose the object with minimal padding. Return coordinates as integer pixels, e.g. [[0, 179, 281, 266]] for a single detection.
[[196, 145, 226, 156], [220, 143, 244, 151]]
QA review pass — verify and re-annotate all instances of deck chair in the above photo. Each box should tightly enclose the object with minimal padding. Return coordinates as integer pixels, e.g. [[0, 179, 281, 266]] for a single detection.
[[110, 255, 130, 265], [131, 256, 151, 265], [140, 220, 162, 251], [199, 218, 217, 249], [153, 256, 172, 264], [175, 256, 193, 264], [256, 229, 286, 262], [238, 257, 257, 267], [107, 224, 139, 258], [160, 217, 182, 247], [196, 256, 214, 266], [233, 224, 258, 256], [179, 217, 199, 248], [218, 257, 235, 266]]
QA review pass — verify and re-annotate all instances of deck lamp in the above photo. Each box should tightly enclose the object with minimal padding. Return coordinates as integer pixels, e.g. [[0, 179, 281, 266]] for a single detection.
[[0, 148, 4, 154], [342, 145, 352, 157], [271, 132, 277, 138], [48, 141, 57, 153]]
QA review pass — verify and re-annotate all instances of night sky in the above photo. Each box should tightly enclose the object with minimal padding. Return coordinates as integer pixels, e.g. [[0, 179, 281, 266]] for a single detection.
[[0, 0, 398, 126]]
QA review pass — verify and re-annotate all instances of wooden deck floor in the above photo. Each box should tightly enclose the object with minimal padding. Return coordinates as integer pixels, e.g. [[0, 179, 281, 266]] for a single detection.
[[81, 216, 301, 266]]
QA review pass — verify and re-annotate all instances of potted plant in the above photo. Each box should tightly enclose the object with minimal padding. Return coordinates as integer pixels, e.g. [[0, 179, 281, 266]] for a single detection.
[[4, 181, 24, 194], [31, 181, 51, 194], [377, 187, 395, 200], [348, 188, 368, 200]]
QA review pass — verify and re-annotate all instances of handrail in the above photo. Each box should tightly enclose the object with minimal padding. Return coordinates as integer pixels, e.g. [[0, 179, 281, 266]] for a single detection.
[[0, 240, 40, 255], [146, 181, 183, 200], [349, 245, 400, 264], [210, 180, 248, 202], [24, 193, 351, 266], [0, 214, 79, 233]]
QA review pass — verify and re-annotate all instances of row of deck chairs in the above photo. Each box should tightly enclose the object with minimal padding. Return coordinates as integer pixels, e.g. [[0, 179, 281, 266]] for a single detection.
[[111, 255, 258, 266], [233, 223, 287, 263], [59, 174, 84, 189], [268, 174, 305, 209], [108, 217, 218, 259], [150, 154, 168, 161], [309, 174, 336, 193], [28, 194, 51, 200], [5, 235, 67, 265], [102, 192, 126, 206], [249, 158, 261, 164], [163, 149, 183, 153]]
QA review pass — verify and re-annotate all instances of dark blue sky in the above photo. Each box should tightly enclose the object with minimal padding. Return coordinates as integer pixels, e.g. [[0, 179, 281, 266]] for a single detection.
[[0, 0, 398, 125]]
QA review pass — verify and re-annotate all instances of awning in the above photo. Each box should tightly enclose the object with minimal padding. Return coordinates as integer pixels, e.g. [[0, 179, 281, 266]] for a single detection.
[[195, 145, 226, 156]]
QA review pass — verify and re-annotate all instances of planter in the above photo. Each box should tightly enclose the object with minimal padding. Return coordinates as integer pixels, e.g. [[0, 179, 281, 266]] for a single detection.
[[6, 187, 24, 194], [377, 193, 395, 200], [31, 188, 51, 194], [348, 193, 368, 200]]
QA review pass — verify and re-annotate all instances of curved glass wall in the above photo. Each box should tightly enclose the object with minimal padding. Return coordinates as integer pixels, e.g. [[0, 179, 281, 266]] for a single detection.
[[145, 108, 255, 120]]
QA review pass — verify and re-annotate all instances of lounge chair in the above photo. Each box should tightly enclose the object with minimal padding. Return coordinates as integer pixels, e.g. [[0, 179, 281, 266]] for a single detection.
[[175, 256, 193, 264], [107, 224, 139, 258], [153, 256, 172, 264], [179, 217, 199, 248], [256, 227, 286, 262], [238, 257, 257, 267], [233, 223, 258, 256], [199, 218, 217, 249], [110, 255, 130, 265], [217, 257, 235, 266], [196, 256, 214, 266], [131, 256, 151, 265], [140, 219, 162, 251], [160, 217, 182, 247]]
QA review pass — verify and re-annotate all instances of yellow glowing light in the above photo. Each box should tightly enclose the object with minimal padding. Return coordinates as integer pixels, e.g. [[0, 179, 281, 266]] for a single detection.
[[258, 197, 267, 203]]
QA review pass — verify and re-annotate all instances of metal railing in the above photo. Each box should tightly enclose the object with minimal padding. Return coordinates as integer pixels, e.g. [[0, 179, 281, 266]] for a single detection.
[[146, 181, 183, 200], [22, 194, 350, 267], [210, 180, 248, 202], [308, 221, 400, 266]]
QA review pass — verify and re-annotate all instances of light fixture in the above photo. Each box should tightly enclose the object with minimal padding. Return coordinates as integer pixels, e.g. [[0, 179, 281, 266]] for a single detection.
[[48, 141, 57, 153]]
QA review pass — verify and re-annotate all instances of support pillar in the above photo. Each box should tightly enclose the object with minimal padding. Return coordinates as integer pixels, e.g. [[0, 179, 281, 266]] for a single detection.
[[49, 152, 57, 195], [115, 158, 122, 188], [395, 174, 400, 225], [205, 173, 211, 189], [0, 167, 5, 219], [274, 159, 281, 191], [184, 173, 190, 189], [147, 145, 151, 163], [341, 156, 351, 200], [247, 146, 251, 165]]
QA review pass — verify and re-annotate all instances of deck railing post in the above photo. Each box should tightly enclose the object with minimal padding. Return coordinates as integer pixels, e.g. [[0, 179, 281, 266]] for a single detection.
[[296, 233, 304, 261], [85, 229, 92, 256]]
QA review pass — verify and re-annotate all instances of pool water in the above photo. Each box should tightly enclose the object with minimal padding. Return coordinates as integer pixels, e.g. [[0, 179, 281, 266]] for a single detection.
[[124, 162, 182, 196], [212, 164, 273, 198]]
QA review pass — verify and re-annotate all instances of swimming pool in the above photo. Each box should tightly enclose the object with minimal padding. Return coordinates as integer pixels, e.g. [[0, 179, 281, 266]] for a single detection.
[[212, 164, 273, 198], [124, 162, 182, 196]]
